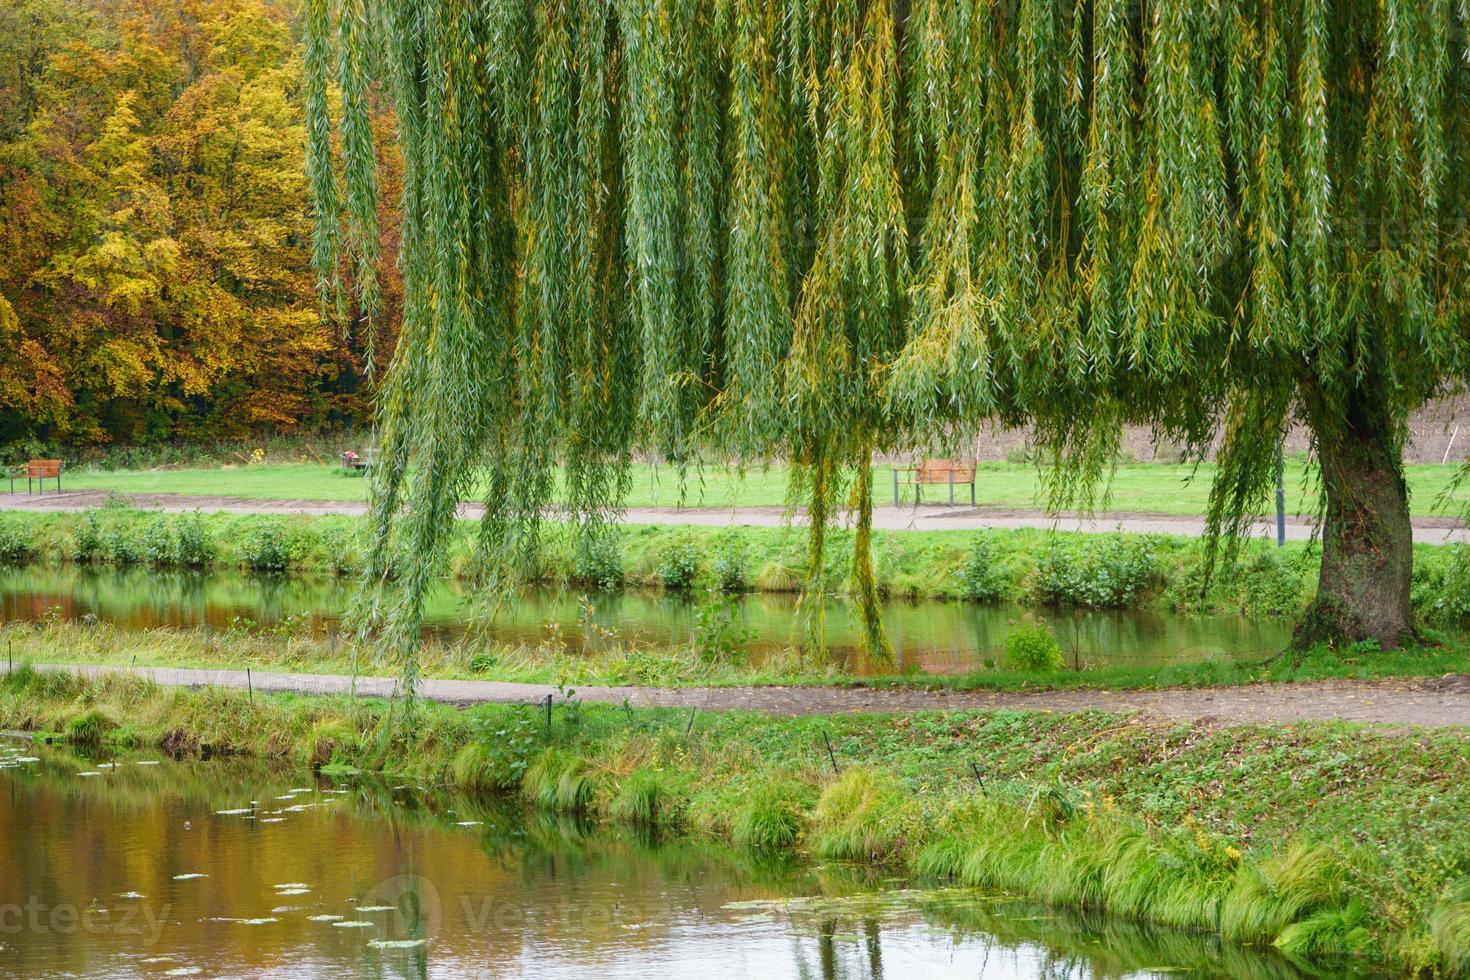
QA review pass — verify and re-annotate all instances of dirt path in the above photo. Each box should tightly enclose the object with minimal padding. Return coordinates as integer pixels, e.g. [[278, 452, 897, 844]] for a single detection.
[[6, 488, 1469, 541], [16, 661, 1470, 728]]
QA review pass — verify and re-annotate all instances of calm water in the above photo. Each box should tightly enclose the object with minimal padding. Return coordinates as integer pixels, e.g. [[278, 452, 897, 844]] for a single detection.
[[0, 739, 1345, 979], [0, 566, 1289, 676]]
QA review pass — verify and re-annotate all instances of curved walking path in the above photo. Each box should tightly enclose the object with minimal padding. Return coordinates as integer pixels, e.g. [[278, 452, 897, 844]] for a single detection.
[[15, 661, 1470, 728], [5, 488, 1470, 542]]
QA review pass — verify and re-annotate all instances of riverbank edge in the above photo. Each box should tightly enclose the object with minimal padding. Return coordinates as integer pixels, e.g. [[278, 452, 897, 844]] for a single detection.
[[3, 666, 1468, 976], [10, 502, 1470, 622], [10, 615, 1470, 698]]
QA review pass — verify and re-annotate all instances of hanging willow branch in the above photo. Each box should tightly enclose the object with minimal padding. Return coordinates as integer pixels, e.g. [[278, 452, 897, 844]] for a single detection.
[[309, 0, 1470, 683]]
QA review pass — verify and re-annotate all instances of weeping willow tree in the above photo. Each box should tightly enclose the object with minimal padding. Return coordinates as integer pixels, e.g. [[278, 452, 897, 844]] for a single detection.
[[310, 0, 1470, 676]]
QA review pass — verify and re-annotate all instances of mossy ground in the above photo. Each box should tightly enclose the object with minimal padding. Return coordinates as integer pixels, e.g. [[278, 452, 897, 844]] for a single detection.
[[5, 665, 1470, 975]]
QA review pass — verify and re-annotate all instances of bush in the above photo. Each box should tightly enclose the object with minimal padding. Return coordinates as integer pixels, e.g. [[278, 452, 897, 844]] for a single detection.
[[958, 532, 1007, 602], [71, 511, 104, 563], [239, 519, 289, 571], [104, 525, 142, 564], [173, 512, 216, 567], [657, 535, 702, 590], [571, 534, 623, 590], [711, 540, 748, 592], [141, 518, 176, 566], [1005, 615, 1064, 672], [452, 716, 539, 792], [1034, 536, 1158, 607], [692, 593, 753, 664], [0, 518, 31, 563]]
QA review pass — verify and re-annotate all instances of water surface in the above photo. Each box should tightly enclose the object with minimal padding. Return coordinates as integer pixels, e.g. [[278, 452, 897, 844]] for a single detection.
[[0, 739, 1350, 979], [0, 565, 1290, 676]]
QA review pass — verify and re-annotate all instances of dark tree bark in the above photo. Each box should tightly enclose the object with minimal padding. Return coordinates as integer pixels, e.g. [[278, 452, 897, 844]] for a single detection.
[[1294, 389, 1415, 649]]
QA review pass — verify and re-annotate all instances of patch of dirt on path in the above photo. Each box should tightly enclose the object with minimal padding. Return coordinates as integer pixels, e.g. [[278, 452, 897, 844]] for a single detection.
[[21, 663, 1470, 728]]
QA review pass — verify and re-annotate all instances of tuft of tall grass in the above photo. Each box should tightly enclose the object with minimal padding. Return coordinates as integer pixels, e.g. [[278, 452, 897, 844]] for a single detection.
[[522, 747, 599, 813], [810, 768, 923, 862], [731, 778, 811, 851], [610, 768, 687, 828], [1219, 840, 1345, 943], [66, 708, 118, 746], [1430, 879, 1470, 976]]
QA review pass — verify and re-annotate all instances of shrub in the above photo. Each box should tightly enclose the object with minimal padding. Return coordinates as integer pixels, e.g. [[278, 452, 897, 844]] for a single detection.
[[71, 511, 105, 563], [692, 593, 753, 664], [1034, 536, 1158, 607], [239, 519, 289, 571], [173, 512, 216, 567], [452, 716, 538, 792], [1004, 615, 1064, 672], [141, 518, 176, 566], [522, 747, 598, 812], [657, 535, 702, 590], [67, 709, 118, 746], [0, 518, 32, 563], [571, 535, 623, 590], [711, 541, 748, 592], [104, 524, 142, 565], [958, 532, 1007, 602]]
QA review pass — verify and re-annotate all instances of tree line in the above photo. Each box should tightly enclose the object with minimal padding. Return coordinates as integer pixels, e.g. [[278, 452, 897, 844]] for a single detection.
[[0, 0, 398, 452]]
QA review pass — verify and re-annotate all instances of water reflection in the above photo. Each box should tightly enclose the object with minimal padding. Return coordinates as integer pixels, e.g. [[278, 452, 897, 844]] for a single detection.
[[0, 564, 1291, 676], [0, 741, 1349, 979]]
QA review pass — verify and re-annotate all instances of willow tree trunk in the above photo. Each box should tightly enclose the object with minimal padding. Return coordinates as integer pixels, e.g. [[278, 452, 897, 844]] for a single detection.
[[1293, 393, 1415, 649]]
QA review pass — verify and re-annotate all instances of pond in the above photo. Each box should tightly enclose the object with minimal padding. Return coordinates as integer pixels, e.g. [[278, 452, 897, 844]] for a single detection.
[[0, 738, 1359, 979], [0, 565, 1290, 676]]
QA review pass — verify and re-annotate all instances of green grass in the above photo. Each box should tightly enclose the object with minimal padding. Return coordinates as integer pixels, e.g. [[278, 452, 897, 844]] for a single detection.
[[53, 458, 1470, 517], [7, 667, 1470, 973]]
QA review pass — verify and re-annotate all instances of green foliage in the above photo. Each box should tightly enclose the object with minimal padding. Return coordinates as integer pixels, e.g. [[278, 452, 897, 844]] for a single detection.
[[452, 715, 539, 792], [172, 513, 216, 568], [711, 539, 749, 593], [958, 533, 1007, 603], [656, 536, 702, 591], [523, 747, 598, 814], [1034, 537, 1158, 608], [0, 518, 31, 563], [239, 520, 290, 572], [572, 536, 625, 591], [70, 512, 104, 563], [1004, 615, 1064, 672], [692, 593, 754, 665]]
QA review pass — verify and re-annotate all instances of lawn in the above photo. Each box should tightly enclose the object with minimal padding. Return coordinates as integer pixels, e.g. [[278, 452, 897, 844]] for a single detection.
[[57, 458, 1470, 517]]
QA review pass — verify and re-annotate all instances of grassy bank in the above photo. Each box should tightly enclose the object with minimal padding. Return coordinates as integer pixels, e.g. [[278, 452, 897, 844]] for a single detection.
[[5, 666, 1470, 975], [7, 619, 1470, 694], [42, 455, 1470, 517], [4, 503, 1470, 624]]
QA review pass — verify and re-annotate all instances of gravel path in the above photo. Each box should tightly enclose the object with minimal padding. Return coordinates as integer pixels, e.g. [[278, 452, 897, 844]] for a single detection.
[[5, 488, 1469, 541], [16, 662, 1470, 728]]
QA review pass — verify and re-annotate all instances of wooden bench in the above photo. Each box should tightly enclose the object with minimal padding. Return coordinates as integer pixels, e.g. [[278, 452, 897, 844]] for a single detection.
[[893, 459, 976, 506], [10, 459, 62, 494], [339, 448, 379, 472]]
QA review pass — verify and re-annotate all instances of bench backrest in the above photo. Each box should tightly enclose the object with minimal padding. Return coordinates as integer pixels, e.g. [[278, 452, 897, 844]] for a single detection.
[[26, 459, 61, 478], [913, 458, 975, 483]]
